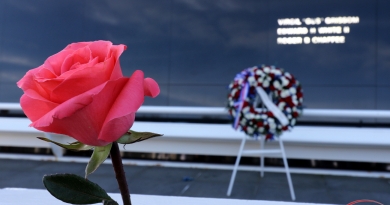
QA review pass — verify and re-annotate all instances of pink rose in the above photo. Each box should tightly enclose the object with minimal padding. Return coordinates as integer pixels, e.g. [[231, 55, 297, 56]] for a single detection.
[[17, 40, 160, 146]]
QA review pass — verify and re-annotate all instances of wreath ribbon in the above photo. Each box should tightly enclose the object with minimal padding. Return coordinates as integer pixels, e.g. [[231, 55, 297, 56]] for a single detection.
[[256, 87, 289, 126], [233, 82, 249, 129]]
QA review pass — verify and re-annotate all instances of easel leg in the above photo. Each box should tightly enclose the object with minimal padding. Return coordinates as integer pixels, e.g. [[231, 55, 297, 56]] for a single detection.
[[227, 137, 246, 196], [260, 136, 265, 177], [279, 138, 296, 201]]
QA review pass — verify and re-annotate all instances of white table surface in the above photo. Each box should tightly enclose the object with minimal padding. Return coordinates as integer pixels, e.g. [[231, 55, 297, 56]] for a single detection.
[[0, 188, 334, 205]]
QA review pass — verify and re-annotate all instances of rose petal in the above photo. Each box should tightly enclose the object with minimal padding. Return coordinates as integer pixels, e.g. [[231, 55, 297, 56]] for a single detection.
[[64, 42, 91, 51], [98, 70, 145, 142], [17, 67, 41, 90], [109, 44, 126, 80], [61, 46, 91, 73], [144, 77, 160, 98], [44, 49, 74, 76], [20, 90, 59, 122], [17, 67, 51, 99], [96, 113, 135, 144], [35, 66, 57, 79], [56, 57, 99, 80], [33, 78, 129, 146], [31, 83, 105, 128], [50, 63, 111, 103], [88, 41, 112, 62]]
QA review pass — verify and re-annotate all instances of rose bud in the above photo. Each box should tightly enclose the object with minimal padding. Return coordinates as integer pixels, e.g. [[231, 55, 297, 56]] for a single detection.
[[17, 40, 160, 146]]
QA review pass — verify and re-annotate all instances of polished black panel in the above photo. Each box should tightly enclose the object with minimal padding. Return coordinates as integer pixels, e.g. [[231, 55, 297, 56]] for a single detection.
[[169, 0, 268, 85], [0, 0, 389, 111], [268, 0, 376, 86], [83, 0, 171, 84], [168, 85, 228, 107], [377, 0, 390, 86], [0, 83, 24, 102], [0, 0, 84, 101], [303, 86, 375, 109], [376, 87, 390, 123], [376, 86, 390, 109]]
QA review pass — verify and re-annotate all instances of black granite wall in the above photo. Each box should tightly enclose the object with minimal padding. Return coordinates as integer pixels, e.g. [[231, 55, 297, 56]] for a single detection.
[[0, 0, 389, 109]]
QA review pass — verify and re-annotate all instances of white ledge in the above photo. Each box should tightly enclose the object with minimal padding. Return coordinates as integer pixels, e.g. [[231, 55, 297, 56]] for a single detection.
[[2, 102, 390, 119], [0, 188, 333, 205]]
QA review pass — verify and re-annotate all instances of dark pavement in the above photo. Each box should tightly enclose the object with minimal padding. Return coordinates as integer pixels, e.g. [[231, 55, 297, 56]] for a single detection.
[[0, 159, 389, 204]]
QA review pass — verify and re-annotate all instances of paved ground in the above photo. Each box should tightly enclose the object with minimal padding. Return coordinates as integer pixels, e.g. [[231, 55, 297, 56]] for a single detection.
[[0, 158, 389, 204]]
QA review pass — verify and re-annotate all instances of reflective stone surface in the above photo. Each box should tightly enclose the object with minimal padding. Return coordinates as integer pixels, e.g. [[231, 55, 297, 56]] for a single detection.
[[377, 0, 390, 86], [0, 0, 389, 110]]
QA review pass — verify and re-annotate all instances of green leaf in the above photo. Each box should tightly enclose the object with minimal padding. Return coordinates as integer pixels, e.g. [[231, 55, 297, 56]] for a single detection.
[[116, 130, 163, 144], [85, 143, 112, 178], [37, 137, 93, 151], [103, 200, 119, 205], [43, 173, 116, 204]]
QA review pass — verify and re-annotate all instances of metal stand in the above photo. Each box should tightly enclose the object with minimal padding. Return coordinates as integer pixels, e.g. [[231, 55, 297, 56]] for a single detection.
[[227, 136, 296, 200]]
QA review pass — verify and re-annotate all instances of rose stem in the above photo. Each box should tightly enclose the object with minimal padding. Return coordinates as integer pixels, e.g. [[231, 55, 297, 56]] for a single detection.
[[110, 142, 131, 205]]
